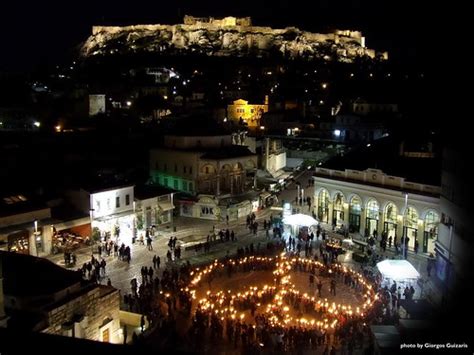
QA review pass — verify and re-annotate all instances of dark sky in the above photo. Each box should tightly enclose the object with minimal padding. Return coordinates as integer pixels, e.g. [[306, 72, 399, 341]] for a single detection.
[[0, 0, 431, 72]]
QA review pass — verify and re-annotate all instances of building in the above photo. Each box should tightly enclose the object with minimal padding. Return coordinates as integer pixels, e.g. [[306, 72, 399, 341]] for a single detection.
[[262, 137, 286, 176], [150, 120, 257, 197], [149, 117, 257, 220], [0, 191, 99, 257], [313, 167, 440, 254], [66, 183, 135, 245], [227, 97, 269, 128], [134, 185, 176, 229], [435, 143, 473, 302], [330, 114, 387, 143], [0, 252, 121, 343], [89, 95, 106, 116], [351, 98, 398, 116], [0, 193, 52, 257]]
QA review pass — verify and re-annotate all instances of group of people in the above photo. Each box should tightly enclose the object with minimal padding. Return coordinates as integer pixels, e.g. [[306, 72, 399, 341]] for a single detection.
[[166, 236, 181, 262], [79, 254, 108, 283]]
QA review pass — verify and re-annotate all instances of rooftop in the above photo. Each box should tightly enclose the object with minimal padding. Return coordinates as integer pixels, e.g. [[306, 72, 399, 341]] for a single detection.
[[0, 193, 49, 218], [81, 181, 134, 194], [134, 184, 177, 200], [0, 251, 82, 297], [321, 135, 441, 186], [200, 145, 256, 160]]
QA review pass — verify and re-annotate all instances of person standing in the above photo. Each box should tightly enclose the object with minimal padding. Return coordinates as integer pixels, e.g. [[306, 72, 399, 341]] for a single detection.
[[317, 280, 323, 297], [123, 326, 128, 344], [140, 314, 145, 333], [427, 254, 434, 277], [330, 279, 336, 296]]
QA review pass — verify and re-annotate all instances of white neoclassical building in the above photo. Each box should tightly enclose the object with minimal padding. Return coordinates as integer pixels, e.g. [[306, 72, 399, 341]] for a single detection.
[[313, 167, 440, 254]]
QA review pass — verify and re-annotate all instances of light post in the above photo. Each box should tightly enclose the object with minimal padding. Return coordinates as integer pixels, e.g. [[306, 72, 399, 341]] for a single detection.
[[133, 201, 137, 243], [402, 193, 408, 259], [33, 219, 41, 257], [171, 193, 176, 233], [89, 209, 95, 253]]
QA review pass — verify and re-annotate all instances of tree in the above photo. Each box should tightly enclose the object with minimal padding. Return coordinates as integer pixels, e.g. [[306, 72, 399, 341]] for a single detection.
[[91, 227, 101, 243]]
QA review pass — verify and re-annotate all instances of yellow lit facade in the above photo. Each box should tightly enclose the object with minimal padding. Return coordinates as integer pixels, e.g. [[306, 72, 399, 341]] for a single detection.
[[227, 97, 269, 128]]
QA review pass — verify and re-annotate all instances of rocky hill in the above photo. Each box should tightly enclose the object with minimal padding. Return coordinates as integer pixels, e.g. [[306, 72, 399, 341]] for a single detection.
[[81, 16, 387, 63]]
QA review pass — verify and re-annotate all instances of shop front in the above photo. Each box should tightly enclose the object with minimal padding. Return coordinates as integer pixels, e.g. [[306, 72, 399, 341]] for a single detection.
[[259, 191, 277, 209], [195, 195, 220, 220], [317, 189, 329, 223], [7, 230, 30, 254], [383, 202, 398, 238], [423, 210, 439, 254], [349, 195, 362, 233], [92, 212, 135, 246], [365, 199, 380, 237], [332, 192, 345, 227], [52, 223, 91, 254], [403, 206, 419, 250]]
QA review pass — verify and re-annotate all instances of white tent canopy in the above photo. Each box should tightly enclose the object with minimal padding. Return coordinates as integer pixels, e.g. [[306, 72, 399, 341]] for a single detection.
[[376, 260, 420, 281], [282, 213, 318, 227]]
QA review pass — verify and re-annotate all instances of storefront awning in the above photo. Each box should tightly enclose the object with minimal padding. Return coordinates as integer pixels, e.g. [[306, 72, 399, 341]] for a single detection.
[[158, 202, 175, 211], [283, 213, 318, 227], [376, 260, 420, 281], [94, 210, 133, 222]]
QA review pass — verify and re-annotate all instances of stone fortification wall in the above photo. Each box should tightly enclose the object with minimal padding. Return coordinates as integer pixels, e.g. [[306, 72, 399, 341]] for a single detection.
[[84, 16, 386, 61]]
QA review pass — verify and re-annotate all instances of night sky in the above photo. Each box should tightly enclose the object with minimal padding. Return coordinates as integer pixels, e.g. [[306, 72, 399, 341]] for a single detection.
[[1, 0, 431, 72]]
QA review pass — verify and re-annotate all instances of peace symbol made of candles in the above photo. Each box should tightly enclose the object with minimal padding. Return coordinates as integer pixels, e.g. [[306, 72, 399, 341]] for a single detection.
[[184, 254, 377, 330]]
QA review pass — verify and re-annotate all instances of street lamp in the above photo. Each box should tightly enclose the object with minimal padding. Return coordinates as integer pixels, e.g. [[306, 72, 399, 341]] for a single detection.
[[297, 184, 300, 206], [402, 193, 408, 259], [33, 219, 41, 257], [171, 193, 176, 233], [89, 209, 95, 253]]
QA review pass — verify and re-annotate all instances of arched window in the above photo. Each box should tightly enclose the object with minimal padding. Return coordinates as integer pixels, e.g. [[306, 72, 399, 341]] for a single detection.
[[318, 189, 330, 223], [425, 210, 439, 235], [349, 196, 361, 215], [384, 202, 398, 223], [367, 199, 379, 220], [404, 206, 419, 228], [334, 192, 344, 210]]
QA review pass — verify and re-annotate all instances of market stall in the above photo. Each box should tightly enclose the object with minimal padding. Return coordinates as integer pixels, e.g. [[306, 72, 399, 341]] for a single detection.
[[282, 213, 318, 242], [376, 259, 420, 289]]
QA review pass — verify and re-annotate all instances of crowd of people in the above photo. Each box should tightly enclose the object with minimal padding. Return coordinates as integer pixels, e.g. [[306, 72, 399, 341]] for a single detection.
[[65, 189, 432, 353]]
